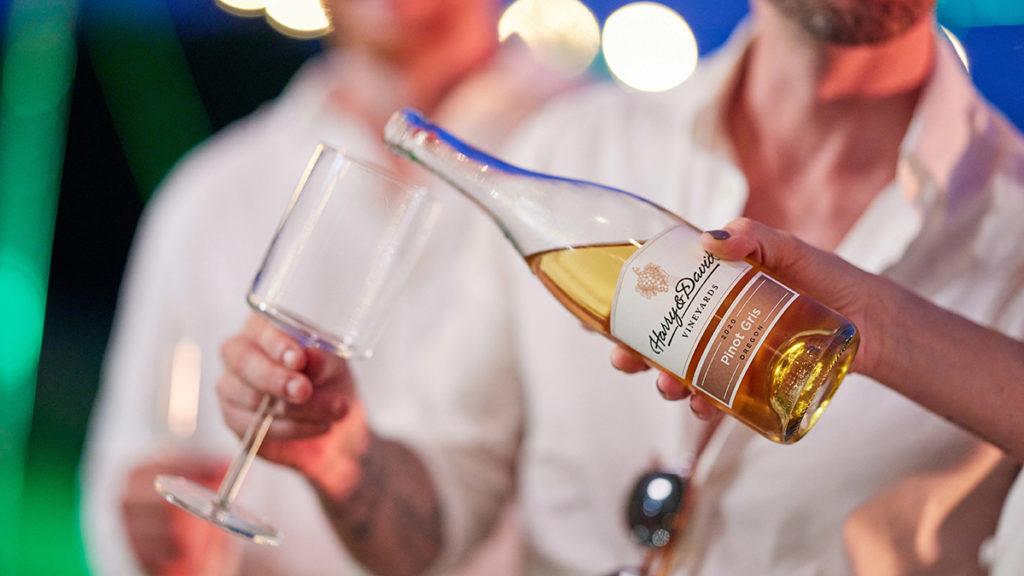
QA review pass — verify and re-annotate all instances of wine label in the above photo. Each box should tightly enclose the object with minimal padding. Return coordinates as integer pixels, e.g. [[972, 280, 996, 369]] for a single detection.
[[691, 272, 797, 407], [610, 225, 795, 407]]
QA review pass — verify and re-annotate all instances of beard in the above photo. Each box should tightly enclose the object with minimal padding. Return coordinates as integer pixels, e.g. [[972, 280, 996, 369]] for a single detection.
[[767, 0, 934, 45]]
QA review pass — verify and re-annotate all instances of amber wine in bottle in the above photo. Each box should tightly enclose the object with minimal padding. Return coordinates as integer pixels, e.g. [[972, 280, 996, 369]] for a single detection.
[[385, 109, 859, 443]]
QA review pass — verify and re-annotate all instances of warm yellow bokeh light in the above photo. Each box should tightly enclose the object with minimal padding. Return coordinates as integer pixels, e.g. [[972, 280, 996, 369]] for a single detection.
[[602, 2, 698, 93], [499, 0, 601, 75], [167, 338, 202, 439], [941, 26, 970, 72], [264, 0, 331, 39], [215, 0, 266, 17]]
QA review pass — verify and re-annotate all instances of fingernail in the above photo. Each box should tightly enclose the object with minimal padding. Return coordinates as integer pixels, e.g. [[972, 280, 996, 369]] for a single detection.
[[287, 378, 306, 401], [657, 384, 671, 400], [707, 229, 731, 240], [283, 349, 300, 368], [656, 374, 673, 400]]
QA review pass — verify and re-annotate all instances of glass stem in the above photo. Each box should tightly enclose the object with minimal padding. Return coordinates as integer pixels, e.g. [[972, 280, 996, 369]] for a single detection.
[[216, 394, 276, 507]]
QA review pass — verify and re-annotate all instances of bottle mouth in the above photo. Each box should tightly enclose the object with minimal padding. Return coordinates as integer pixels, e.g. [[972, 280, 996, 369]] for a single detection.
[[384, 108, 430, 154]]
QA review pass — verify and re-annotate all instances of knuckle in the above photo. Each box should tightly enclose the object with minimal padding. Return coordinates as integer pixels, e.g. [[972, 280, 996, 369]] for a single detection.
[[777, 228, 801, 251], [730, 217, 755, 234], [272, 368, 293, 396]]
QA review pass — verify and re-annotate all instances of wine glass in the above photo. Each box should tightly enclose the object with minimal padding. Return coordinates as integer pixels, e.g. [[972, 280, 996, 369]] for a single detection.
[[153, 144, 438, 545]]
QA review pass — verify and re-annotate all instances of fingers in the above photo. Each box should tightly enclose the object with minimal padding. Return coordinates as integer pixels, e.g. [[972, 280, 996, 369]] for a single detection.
[[304, 347, 353, 385], [122, 476, 180, 571], [220, 402, 332, 441], [688, 396, 722, 421], [127, 527, 179, 572], [165, 458, 228, 486], [612, 346, 716, 419], [218, 372, 349, 423], [216, 372, 264, 414], [700, 225, 759, 261], [701, 217, 808, 270], [221, 335, 312, 403], [656, 371, 691, 401], [701, 217, 862, 292], [701, 217, 872, 327], [653, 372, 723, 421], [246, 313, 307, 371], [610, 344, 650, 373]]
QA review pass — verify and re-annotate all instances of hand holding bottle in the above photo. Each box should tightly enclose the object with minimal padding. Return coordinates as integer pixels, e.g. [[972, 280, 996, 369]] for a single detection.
[[611, 217, 883, 418], [612, 218, 1024, 464], [387, 109, 859, 443]]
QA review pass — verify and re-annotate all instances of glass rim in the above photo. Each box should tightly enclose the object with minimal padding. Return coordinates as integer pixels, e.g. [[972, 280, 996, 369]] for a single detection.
[[315, 142, 427, 194]]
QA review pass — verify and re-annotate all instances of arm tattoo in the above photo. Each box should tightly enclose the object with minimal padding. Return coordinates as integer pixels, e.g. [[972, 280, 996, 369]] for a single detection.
[[318, 436, 444, 576]]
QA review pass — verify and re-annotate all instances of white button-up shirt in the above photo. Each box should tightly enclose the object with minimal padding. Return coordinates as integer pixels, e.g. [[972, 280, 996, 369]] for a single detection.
[[417, 26, 1024, 575], [992, 476, 1024, 576], [82, 47, 572, 576]]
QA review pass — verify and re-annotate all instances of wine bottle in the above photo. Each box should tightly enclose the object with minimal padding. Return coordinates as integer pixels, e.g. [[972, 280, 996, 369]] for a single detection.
[[385, 109, 859, 444]]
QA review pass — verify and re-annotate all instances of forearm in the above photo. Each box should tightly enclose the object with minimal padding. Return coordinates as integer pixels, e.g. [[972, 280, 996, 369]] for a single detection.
[[311, 435, 444, 576], [872, 278, 1024, 461]]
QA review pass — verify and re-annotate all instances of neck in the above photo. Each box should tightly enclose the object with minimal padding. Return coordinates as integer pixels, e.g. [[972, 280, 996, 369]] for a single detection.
[[731, 3, 936, 181], [329, 8, 498, 138]]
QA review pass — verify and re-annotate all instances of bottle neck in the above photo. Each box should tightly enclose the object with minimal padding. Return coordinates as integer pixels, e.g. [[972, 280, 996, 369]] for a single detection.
[[385, 109, 552, 187], [385, 109, 685, 257]]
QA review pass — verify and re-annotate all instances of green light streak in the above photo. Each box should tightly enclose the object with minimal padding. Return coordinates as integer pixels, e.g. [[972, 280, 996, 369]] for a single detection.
[[86, 0, 211, 200], [0, 0, 78, 571]]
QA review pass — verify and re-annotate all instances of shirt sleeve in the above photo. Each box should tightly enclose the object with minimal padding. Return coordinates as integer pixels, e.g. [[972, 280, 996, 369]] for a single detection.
[[80, 179, 191, 576]]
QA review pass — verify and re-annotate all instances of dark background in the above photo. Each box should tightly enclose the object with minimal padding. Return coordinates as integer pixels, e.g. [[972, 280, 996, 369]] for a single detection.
[[2, 0, 1022, 573]]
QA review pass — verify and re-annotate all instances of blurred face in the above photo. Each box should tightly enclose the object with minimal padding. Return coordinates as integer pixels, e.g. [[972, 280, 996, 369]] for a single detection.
[[325, 0, 492, 54], [766, 0, 935, 44]]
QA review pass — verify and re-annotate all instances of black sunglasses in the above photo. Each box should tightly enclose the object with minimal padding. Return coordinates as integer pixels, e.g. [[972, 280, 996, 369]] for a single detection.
[[628, 470, 687, 548], [602, 468, 689, 576]]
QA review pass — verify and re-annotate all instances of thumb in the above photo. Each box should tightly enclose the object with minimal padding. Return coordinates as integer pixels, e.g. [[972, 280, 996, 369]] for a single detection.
[[699, 217, 868, 311], [700, 217, 819, 276]]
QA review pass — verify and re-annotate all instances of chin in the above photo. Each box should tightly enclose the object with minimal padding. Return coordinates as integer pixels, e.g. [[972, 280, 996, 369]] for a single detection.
[[768, 0, 935, 45], [328, 0, 451, 31]]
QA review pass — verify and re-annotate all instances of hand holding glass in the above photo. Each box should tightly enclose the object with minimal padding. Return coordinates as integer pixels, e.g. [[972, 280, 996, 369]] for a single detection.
[[154, 145, 437, 545]]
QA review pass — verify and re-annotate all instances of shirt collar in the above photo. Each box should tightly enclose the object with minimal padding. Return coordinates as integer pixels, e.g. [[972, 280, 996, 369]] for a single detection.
[[271, 45, 579, 155], [694, 22, 996, 206], [899, 35, 995, 207]]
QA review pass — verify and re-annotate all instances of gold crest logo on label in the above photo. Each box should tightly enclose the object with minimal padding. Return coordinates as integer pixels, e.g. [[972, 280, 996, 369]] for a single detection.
[[633, 262, 670, 299]]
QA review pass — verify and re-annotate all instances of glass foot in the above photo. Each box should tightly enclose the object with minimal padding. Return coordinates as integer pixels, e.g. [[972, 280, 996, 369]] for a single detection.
[[154, 475, 282, 546]]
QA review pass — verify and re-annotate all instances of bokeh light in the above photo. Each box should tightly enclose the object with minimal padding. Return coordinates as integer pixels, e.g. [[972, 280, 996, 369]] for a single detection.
[[216, 0, 330, 39], [215, 0, 265, 17], [601, 2, 699, 93], [167, 338, 202, 439], [265, 0, 331, 38], [942, 26, 971, 72], [0, 257, 46, 387], [499, 0, 601, 75]]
